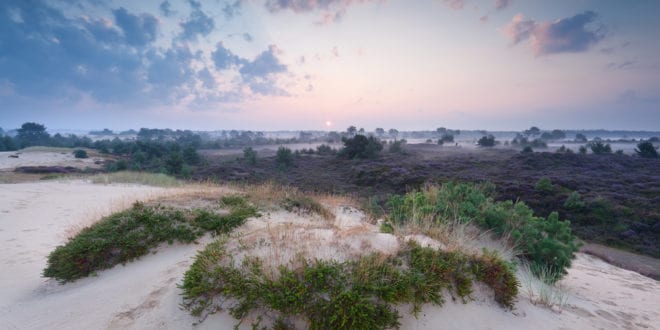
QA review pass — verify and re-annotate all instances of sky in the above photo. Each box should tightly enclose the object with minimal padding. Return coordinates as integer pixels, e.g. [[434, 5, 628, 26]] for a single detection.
[[1, 0, 659, 131]]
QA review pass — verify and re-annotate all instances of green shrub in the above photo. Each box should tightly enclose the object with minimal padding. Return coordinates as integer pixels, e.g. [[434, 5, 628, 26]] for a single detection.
[[635, 141, 658, 158], [243, 147, 257, 164], [180, 240, 518, 328], [388, 139, 406, 154], [384, 183, 579, 280], [338, 135, 383, 159], [477, 135, 496, 147], [44, 196, 258, 283], [73, 149, 88, 158], [589, 141, 612, 154], [316, 144, 336, 155], [578, 146, 587, 154], [534, 177, 553, 193], [276, 146, 293, 167], [563, 191, 586, 210], [521, 146, 533, 153]]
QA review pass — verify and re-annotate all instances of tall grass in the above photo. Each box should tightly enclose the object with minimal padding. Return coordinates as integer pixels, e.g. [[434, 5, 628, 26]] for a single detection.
[[91, 171, 181, 187]]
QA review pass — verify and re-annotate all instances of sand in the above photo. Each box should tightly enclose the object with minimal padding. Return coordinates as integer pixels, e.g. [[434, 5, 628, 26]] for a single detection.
[[0, 148, 104, 172], [1, 180, 658, 329]]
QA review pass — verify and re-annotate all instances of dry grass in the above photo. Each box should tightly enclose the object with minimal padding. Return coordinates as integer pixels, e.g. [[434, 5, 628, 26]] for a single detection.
[[518, 263, 570, 310], [90, 171, 181, 187]]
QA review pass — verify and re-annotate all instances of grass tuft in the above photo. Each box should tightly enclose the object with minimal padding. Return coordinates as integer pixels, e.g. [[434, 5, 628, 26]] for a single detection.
[[91, 171, 181, 187], [43, 196, 258, 283]]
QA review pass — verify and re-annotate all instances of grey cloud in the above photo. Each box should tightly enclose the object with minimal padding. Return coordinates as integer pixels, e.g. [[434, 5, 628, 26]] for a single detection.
[[265, 0, 378, 25], [159, 1, 175, 17], [239, 45, 287, 78], [179, 0, 215, 41], [212, 42, 242, 70], [504, 11, 605, 56], [441, 0, 465, 10], [495, 0, 511, 10], [112, 7, 158, 46], [223, 0, 243, 19]]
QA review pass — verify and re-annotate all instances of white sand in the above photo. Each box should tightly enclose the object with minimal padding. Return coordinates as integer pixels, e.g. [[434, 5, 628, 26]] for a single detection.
[[1, 180, 658, 329], [0, 148, 102, 171]]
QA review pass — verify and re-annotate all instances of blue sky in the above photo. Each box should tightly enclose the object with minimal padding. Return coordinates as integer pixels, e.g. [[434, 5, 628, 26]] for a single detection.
[[1, 0, 659, 131]]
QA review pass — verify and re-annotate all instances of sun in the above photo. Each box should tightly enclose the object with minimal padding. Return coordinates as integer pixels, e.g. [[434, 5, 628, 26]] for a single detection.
[[325, 121, 332, 127]]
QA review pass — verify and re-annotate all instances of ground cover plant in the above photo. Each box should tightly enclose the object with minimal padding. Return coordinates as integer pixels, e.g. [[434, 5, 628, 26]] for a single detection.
[[384, 183, 580, 281], [43, 196, 258, 283], [180, 239, 518, 329]]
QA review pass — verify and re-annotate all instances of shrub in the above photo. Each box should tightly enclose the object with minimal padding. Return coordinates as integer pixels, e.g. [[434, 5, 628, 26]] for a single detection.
[[316, 144, 336, 155], [276, 146, 293, 167], [477, 135, 496, 147], [339, 134, 383, 159], [384, 183, 578, 280], [563, 191, 585, 211], [521, 146, 533, 154], [589, 141, 612, 154], [43, 196, 258, 283], [180, 240, 518, 328], [73, 149, 88, 158], [578, 146, 587, 154], [635, 141, 658, 158], [534, 177, 553, 194], [440, 134, 454, 143], [243, 147, 257, 164], [388, 139, 406, 154]]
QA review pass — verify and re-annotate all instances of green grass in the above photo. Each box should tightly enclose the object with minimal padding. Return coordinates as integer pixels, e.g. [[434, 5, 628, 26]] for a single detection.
[[180, 240, 519, 329], [90, 171, 181, 187], [385, 182, 579, 281], [43, 195, 259, 283]]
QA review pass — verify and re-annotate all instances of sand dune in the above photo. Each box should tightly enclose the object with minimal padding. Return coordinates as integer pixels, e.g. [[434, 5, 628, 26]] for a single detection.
[[0, 180, 658, 329]]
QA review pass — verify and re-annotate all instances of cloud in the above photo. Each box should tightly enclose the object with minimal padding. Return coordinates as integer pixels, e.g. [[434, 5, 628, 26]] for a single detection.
[[504, 11, 605, 56], [494, 0, 511, 10], [159, 1, 175, 17], [223, 0, 243, 19], [441, 0, 465, 10], [112, 7, 158, 46], [606, 61, 635, 70], [242, 32, 254, 42], [179, 0, 215, 41], [265, 0, 379, 25], [211, 42, 242, 70], [239, 45, 287, 78]]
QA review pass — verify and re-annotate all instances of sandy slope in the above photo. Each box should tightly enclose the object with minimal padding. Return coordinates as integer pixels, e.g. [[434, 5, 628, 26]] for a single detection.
[[0, 148, 103, 171], [0, 181, 658, 329]]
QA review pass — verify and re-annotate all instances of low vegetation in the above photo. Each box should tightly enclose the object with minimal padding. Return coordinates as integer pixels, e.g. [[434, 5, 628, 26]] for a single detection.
[[90, 171, 181, 187], [43, 196, 258, 283], [385, 183, 579, 281], [180, 240, 518, 329]]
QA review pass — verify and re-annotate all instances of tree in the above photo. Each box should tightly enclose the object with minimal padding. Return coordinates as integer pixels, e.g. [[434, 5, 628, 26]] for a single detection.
[[436, 127, 447, 135], [477, 135, 496, 147], [375, 128, 385, 136], [276, 146, 293, 167], [575, 133, 587, 142], [346, 126, 357, 137], [523, 126, 540, 137], [388, 128, 399, 140], [17, 122, 51, 148], [635, 141, 658, 158], [243, 147, 257, 164], [440, 134, 454, 143], [589, 141, 612, 154], [339, 135, 383, 159]]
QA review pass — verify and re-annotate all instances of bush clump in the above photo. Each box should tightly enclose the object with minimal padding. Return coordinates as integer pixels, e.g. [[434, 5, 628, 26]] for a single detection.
[[44, 196, 258, 283], [589, 141, 612, 154], [534, 177, 553, 194], [73, 149, 88, 158], [635, 141, 658, 158], [276, 146, 293, 167], [477, 135, 496, 147], [384, 183, 579, 280], [243, 147, 257, 164], [180, 240, 518, 329], [338, 134, 383, 159]]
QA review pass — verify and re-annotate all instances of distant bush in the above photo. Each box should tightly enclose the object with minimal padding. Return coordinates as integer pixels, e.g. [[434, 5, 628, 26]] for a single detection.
[[563, 191, 586, 211], [477, 135, 496, 147], [589, 141, 612, 154], [44, 197, 258, 283], [316, 144, 336, 155], [338, 134, 383, 159], [243, 147, 257, 164], [276, 146, 293, 167], [578, 146, 588, 154], [440, 134, 454, 143], [73, 149, 88, 158], [385, 183, 579, 280], [534, 177, 553, 194], [388, 139, 406, 154], [575, 133, 587, 142], [521, 146, 533, 154], [635, 141, 658, 158]]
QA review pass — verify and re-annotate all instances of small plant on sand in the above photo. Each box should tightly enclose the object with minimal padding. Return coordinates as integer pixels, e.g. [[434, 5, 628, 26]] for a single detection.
[[384, 183, 579, 281], [43, 196, 258, 283], [180, 240, 518, 329], [73, 149, 88, 158]]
